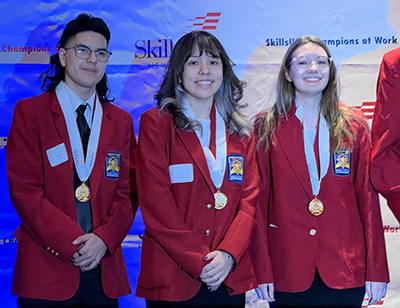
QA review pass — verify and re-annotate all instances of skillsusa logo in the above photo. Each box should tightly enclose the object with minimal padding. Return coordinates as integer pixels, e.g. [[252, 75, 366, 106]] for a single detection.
[[355, 101, 375, 120], [185, 12, 221, 31], [133, 12, 222, 64]]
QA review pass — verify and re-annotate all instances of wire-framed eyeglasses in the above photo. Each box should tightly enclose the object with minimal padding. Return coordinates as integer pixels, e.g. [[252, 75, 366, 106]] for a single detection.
[[289, 56, 332, 71], [64, 44, 112, 62]]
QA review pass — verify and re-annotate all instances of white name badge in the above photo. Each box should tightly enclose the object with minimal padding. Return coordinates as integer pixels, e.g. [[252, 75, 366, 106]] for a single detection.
[[169, 164, 193, 184], [46, 143, 68, 167]]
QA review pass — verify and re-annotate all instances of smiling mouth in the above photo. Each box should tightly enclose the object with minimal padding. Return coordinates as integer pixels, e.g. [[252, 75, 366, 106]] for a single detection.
[[82, 67, 97, 73], [304, 77, 321, 81], [196, 80, 213, 85]]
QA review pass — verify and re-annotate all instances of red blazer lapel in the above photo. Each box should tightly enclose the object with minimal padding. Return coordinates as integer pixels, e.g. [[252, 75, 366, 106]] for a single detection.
[[275, 103, 313, 199], [90, 102, 113, 204], [175, 128, 215, 195], [50, 93, 75, 193]]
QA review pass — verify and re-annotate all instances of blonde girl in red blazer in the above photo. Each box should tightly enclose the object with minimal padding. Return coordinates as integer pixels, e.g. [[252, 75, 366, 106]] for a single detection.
[[254, 36, 389, 308]]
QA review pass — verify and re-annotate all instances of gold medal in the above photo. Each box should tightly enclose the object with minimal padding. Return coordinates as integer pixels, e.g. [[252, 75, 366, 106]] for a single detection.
[[308, 198, 323, 216], [75, 182, 90, 202], [214, 190, 228, 210]]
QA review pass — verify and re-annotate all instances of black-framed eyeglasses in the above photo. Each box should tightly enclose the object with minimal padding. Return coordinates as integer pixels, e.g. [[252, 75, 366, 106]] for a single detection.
[[64, 44, 112, 62], [289, 56, 332, 71]]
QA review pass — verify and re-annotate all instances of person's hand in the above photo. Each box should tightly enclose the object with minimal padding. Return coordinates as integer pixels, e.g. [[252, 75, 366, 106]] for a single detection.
[[365, 281, 387, 305], [199, 250, 233, 292], [70, 233, 107, 272], [255, 283, 275, 302]]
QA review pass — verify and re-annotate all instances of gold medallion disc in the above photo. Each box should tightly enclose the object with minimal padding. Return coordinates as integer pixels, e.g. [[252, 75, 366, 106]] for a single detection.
[[75, 182, 90, 202], [214, 191, 228, 210], [308, 198, 323, 216]]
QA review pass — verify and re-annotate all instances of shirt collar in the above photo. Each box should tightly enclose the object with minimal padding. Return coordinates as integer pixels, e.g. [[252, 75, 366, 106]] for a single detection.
[[61, 81, 95, 113]]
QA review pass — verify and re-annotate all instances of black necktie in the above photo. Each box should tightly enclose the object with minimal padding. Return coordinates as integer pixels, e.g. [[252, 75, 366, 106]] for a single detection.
[[76, 104, 90, 159], [74, 104, 92, 233]]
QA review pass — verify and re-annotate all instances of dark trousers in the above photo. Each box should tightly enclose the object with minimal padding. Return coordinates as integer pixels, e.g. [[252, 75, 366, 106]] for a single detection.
[[146, 284, 245, 308], [18, 267, 118, 308], [269, 272, 365, 308]]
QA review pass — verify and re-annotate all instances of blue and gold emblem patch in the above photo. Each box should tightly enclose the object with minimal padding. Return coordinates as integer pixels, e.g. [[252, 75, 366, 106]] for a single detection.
[[227, 154, 244, 183], [105, 151, 121, 179], [332, 148, 351, 176]]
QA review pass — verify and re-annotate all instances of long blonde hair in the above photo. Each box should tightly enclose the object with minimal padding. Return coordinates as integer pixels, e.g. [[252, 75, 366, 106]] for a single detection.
[[256, 36, 357, 151]]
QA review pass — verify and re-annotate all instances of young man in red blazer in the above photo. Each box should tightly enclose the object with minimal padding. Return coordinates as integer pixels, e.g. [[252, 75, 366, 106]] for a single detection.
[[6, 13, 137, 307], [371, 47, 400, 223]]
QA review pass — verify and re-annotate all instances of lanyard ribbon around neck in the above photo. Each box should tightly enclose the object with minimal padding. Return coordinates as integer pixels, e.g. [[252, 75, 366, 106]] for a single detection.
[[56, 81, 103, 183], [182, 97, 227, 191], [295, 100, 330, 197]]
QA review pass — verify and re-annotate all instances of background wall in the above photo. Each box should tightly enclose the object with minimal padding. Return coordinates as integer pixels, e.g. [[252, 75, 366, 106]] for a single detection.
[[0, 1, 399, 307]]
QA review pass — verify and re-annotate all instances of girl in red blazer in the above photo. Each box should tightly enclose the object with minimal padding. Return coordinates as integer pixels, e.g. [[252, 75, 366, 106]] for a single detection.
[[254, 36, 389, 307], [135, 31, 270, 307]]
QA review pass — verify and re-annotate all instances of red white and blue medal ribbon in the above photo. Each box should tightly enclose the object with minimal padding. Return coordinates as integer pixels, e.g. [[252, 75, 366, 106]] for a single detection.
[[56, 81, 102, 192], [295, 99, 329, 215], [182, 97, 227, 209]]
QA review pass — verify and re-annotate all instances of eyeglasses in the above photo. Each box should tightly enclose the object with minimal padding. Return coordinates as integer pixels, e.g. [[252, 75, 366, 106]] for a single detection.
[[289, 56, 332, 71], [64, 44, 112, 62]]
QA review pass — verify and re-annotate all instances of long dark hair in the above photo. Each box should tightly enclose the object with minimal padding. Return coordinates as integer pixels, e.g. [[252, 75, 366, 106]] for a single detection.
[[155, 31, 251, 136], [40, 13, 113, 102]]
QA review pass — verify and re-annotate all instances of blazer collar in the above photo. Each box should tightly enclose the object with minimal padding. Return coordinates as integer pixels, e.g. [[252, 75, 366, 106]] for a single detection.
[[275, 101, 313, 199]]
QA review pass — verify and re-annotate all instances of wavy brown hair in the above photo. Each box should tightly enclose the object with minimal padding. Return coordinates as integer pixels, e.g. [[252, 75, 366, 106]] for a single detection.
[[155, 31, 251, 136]]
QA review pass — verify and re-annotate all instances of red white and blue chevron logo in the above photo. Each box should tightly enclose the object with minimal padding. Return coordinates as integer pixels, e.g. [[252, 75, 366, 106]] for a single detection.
[[186, 12, 221, 31], [356, 101, 375, 120]]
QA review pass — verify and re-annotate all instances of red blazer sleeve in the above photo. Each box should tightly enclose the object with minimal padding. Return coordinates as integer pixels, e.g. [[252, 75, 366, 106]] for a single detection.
[[371, 48, 400, 222], [353, 113, 389, 282], [249, 118, 274, 284], [136, 110, 210, 278], [7, 99, 84, 262], [92, 108, 137, 255]]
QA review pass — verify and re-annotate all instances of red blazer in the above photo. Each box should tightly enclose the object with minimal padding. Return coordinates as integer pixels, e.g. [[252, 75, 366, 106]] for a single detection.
[[135, 107, 262, 301], [371, 47, 400, 222], [6, 91, 136, 300], [255, 103, 389, 292]]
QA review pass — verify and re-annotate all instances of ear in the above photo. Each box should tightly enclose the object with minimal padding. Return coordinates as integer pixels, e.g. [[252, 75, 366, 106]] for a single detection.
[[285, 71, 292, 82], [59, 48, 66, 67]]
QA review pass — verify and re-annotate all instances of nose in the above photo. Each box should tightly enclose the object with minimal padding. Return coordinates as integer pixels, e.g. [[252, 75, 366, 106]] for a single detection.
[[199, 62, 210, 74], [307, 60, 318, 71], [87, 50, 98, 63]]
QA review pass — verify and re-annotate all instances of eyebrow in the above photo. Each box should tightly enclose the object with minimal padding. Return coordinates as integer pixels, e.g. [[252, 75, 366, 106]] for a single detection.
[[295, 55, 327, 58], [76, 43, 108, 51], [189, 54, 220, 59]]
